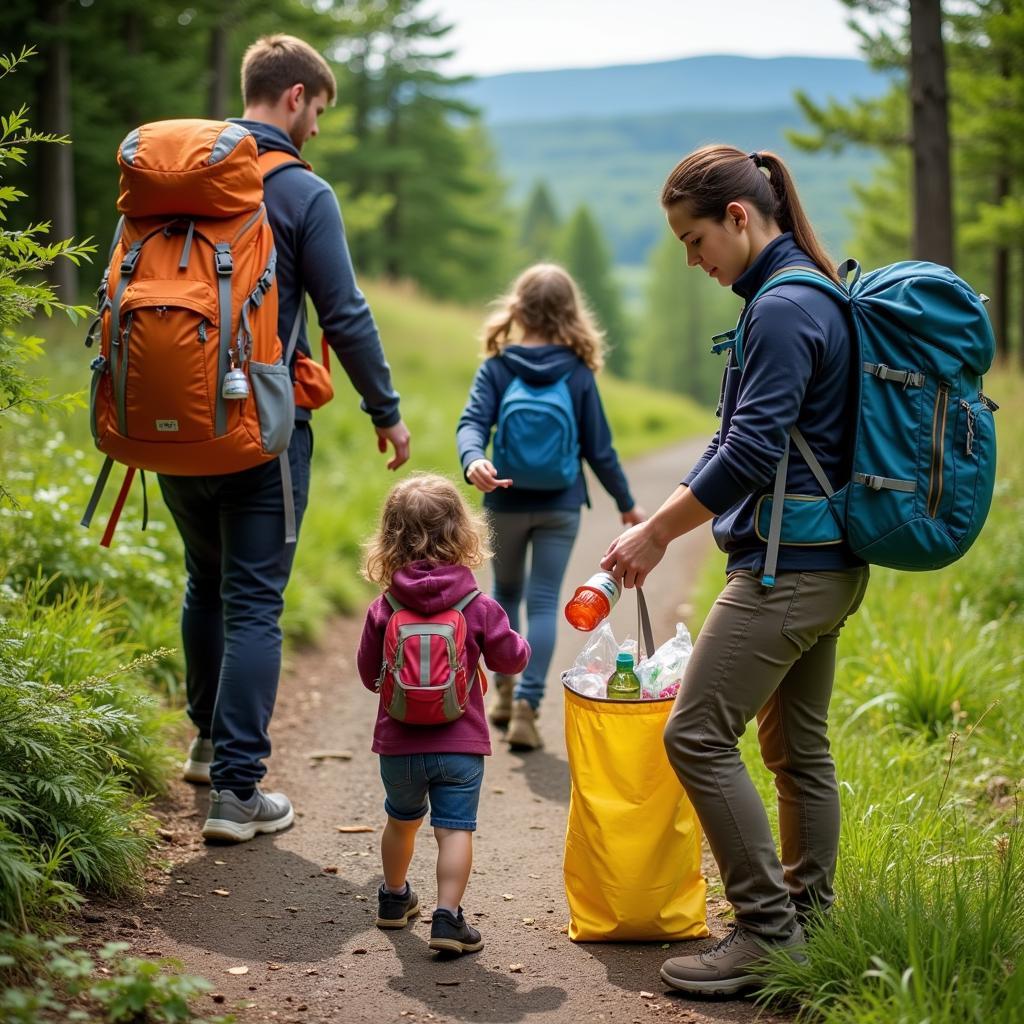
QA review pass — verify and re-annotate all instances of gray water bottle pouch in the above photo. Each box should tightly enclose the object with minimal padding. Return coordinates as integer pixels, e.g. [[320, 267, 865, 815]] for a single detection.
[[248, 361, 294, 455]]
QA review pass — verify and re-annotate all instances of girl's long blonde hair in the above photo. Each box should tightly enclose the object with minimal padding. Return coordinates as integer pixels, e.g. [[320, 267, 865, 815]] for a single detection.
[[481, 263, 605, 371], [361, 473, 492, 590]]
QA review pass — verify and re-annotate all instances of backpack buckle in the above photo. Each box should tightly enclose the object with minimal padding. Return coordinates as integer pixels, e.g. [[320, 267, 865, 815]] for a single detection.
[[215, 249, 234, 276], [120, 246, 141, 276], [863, 474, 883, 491]]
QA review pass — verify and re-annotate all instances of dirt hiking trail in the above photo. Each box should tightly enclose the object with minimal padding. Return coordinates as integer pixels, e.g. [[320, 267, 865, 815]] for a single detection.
[[79, 440, 790, 1024]]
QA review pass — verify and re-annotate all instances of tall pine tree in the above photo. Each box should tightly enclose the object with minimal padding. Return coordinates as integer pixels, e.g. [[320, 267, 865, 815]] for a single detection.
[[558, 205, 629, 375], [519, 181, 560, 263]]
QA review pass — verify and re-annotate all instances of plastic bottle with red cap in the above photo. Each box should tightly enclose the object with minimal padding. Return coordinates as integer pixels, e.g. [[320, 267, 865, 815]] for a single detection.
[[563, 570, 621, 631]]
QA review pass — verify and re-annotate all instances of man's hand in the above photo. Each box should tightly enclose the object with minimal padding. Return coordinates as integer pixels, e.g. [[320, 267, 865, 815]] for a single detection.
[[621, 505, 648, 527], [376, 420, 411, 471], [600, 521, 667, 590], [466, 458, 513, 493]]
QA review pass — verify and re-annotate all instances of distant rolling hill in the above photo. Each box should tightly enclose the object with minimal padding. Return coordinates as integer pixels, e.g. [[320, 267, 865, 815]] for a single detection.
[[463, 54, 892, 125], [464, 55, 888, 266]]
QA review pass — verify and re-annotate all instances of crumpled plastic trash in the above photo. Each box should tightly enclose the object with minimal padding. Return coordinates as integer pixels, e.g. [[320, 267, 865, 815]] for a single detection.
[[563, 621, 682, 700], [635, 623, 693, 699]]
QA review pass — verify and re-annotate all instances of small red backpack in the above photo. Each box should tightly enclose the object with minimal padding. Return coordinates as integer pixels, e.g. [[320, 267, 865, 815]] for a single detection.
[[377, 589, 487, 725]]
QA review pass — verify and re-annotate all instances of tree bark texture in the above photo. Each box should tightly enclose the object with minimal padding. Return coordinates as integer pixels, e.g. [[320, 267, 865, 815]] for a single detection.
[[908, 0, 954, 267]]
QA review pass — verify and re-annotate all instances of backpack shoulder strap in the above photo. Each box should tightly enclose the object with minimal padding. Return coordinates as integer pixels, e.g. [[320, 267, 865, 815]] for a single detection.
[[452, 589, 481, 613], [257, 150, 312, 182], [384, 591, 404, 613]]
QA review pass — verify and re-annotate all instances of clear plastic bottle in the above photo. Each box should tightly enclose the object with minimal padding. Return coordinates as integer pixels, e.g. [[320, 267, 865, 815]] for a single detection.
[[606, 652, 641, 701], [564, 570, 621, 631]]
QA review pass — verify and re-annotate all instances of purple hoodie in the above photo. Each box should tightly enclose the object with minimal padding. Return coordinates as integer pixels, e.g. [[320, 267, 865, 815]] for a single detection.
[[357, 561, 530, 755]]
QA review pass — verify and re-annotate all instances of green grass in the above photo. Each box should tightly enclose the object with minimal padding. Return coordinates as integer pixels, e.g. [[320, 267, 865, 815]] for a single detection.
[[687, 369, 1024, 1022]]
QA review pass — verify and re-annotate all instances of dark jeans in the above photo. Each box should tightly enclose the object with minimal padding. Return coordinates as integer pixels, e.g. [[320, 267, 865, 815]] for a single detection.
[[158, 423, 313, 791], [489, 508, 581, 709]]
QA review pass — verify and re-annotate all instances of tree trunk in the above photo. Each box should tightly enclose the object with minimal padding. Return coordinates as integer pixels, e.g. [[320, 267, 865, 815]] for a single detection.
[[992, 172, 1010, 362], [207, 24, 231, 121], [908, 0, 954, 267], [383, 88, 402, 281], [38, 0, 77, 300]]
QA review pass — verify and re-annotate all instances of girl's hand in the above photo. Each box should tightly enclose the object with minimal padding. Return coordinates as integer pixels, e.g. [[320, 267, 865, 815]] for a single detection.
[[621, 505, 648, 527], [467, 458, 512, 493], [600, 522, 666, 590]]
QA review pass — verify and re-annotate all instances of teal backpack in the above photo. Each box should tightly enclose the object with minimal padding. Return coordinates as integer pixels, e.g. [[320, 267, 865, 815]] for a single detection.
[[727, 259, 998, 587], [493, 372, 580, 490]]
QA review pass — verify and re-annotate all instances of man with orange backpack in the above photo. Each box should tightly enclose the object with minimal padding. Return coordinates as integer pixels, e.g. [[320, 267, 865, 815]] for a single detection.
[[87, 35, 410, 842]]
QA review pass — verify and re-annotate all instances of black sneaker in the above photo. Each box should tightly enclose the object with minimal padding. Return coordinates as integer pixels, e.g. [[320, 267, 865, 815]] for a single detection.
[[428, 907, 484, 954], [375, 883, 420, 929]]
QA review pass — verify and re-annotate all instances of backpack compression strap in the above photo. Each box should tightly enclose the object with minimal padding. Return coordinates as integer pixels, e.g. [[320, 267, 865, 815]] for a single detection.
[[257, 150, 314, 547]]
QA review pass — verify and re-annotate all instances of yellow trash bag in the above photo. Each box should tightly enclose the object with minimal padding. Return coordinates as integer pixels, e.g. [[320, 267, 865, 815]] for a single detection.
[[562, 593, 708, 942]]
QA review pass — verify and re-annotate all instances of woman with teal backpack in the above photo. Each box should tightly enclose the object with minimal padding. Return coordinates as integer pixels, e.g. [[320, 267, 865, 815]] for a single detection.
[[457, 264, 645, 751], [602, 145, 871, 996]]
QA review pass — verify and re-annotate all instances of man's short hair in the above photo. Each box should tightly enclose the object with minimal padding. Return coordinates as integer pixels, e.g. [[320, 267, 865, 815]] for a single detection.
[[241, 34, 337, 107]]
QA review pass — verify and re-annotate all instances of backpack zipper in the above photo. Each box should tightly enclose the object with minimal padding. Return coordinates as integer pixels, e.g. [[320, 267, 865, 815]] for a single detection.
[[960, 399, 976, 456], [927, 383, 950, 517], [197, 318, 208, 343]]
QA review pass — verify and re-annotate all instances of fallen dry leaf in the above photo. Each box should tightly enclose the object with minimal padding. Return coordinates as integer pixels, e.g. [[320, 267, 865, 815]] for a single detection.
[[335, 825, 375, 833], [509, 963, 524, 973], [211, 889, 230, 897], [309, 749, 353, 760], [528, 824, 545, 830], [214, 860, 227, 866], [491, 787, 506, 794], [322, 865, 339, 874], [156, 828, 175, 841], [226, 966, 249, 975], [267, 963, 283, 971]]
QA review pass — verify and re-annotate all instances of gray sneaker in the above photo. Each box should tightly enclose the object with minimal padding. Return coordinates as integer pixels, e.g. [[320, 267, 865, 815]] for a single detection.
[[182, 736, 213, 785], [202, 789, 294, 843], [660, 923, 806, 996]]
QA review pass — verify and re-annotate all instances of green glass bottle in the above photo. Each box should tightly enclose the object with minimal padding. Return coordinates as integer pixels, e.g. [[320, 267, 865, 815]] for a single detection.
[[606, 652, 641, 701]]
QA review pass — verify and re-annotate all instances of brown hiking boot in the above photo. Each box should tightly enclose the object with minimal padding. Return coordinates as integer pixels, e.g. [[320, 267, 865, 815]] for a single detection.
[[506, 698, 543, 750], [489, 674, 516, 728], [660, 923, 806, 996]]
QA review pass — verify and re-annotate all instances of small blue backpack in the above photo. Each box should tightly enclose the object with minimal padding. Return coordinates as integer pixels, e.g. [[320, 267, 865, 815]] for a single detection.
[[492, 371, 580, 490], [728, 259, 998, 586]]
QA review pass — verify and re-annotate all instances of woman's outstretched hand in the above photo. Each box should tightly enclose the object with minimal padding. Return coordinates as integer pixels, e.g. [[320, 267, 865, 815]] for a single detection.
[[600, 521, 666, 590], [466, 458, 513, 493]]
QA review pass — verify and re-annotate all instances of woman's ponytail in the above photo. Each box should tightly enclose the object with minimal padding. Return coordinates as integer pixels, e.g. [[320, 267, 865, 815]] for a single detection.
[[755, 151, 838, 283]]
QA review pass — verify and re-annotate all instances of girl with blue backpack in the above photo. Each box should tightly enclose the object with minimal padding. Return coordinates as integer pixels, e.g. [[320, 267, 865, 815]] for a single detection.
[[601, 145, 872, 996], [457, 264, 645, 751]]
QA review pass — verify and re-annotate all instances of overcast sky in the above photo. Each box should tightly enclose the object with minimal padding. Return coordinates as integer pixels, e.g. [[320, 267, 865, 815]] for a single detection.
[[428, 0, 865, 76]]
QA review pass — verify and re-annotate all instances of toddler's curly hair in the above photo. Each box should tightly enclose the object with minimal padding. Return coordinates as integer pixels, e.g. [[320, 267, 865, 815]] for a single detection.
[[362, 473, 492, 589]]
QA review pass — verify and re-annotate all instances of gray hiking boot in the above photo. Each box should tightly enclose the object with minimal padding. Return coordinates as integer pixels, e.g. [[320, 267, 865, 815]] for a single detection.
[[660, 923, 806, 996], [182, 736, 213, 785], [202, 788, 294, 843], [489, 674, 516, 728]]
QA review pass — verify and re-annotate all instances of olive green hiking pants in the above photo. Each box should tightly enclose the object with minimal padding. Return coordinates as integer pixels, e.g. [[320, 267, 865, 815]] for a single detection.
[[664, 566, 870, 939]]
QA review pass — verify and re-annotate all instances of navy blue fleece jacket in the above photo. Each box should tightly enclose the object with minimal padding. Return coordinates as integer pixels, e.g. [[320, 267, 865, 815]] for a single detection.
[[456, 345, 635, 514], [230, 119, 400, 428], [684, 233, 863, 573]]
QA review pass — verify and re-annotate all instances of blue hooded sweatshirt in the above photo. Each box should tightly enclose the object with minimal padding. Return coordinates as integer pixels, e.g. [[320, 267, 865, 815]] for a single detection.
[[683, 232, 863, 574], [229, 119, 401, 428], [456, 344, 634, 514]]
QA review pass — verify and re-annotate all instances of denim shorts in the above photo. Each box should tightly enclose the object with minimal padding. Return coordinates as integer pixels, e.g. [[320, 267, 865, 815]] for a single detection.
[[379, 753, 484, 831]]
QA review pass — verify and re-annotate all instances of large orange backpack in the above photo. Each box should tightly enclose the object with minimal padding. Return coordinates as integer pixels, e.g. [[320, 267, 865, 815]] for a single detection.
[[81, 120, 329, 546]]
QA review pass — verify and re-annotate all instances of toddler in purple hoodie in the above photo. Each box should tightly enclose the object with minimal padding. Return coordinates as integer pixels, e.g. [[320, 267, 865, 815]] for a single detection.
[[357, 473, 530, 956]]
